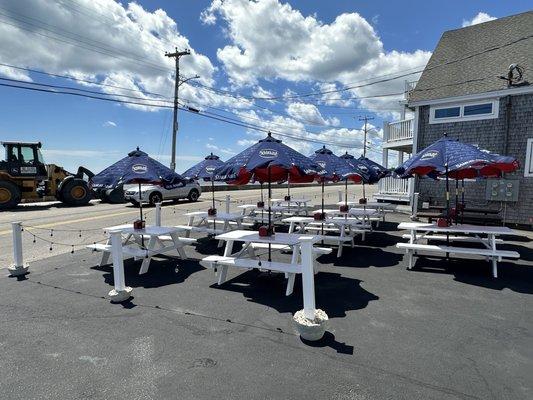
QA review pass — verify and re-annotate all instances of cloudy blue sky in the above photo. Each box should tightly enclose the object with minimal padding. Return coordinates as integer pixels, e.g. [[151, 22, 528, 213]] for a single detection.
[[0, 0, 530, 173]]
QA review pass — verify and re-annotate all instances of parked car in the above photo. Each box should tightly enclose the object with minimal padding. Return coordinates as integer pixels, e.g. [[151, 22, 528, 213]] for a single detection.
[[124, 179, 201, 206]]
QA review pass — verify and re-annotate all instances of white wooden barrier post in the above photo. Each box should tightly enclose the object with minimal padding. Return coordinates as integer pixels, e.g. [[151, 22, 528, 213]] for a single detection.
[[155, 203, 162, 226], [8, 221, 29, 276], [225, 195, 230, 213], [292, 236, 328, 341], [338, 190, 343, 203], [300, 237, 317, 319], [108, 229, 133, 302]]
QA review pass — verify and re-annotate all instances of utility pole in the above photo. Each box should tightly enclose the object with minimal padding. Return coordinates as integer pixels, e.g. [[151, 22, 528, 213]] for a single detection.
[[358, 115, 374, 158], [165, 47, 190, 171]]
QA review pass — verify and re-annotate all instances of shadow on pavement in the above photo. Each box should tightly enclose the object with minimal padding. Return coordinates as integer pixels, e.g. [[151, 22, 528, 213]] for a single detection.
[[410, 257, 533, 295], [213, 270, 379, 318], [93, 258, 204, 289], [300, 331, 354, 355]]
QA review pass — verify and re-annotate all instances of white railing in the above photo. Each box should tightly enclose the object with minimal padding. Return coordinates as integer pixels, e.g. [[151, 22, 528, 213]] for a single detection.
[[378, 176, 410, 195], [385, 119, 413, 142]]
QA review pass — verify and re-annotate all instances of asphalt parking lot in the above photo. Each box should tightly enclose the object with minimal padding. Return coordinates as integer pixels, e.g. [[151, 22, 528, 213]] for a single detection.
[[0, 186, 532, 400]]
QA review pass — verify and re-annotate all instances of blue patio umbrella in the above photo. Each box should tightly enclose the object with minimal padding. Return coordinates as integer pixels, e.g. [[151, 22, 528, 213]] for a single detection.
[[214, 132, 322, 261], [91, 147, 185, 222], [394, 134, 519, 224], [310, 146, 364, 208], [182, 153, 225, 211], [339, 151, 375, 203], [310, 146, 364, 237], [358, 155, 390, 180]]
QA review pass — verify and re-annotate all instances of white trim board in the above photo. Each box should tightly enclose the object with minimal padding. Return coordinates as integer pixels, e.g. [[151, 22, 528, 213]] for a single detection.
[[408, 85, 533, 107], [525, 138, 533, 178]]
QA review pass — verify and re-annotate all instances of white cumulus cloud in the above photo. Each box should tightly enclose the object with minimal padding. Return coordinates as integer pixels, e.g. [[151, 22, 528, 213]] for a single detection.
[[462, 12, 497, 27]]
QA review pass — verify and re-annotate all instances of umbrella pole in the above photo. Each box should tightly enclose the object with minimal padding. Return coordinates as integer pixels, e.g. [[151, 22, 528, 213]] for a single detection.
[[344, 178, 348, 206], [445, 165, 450, 253], [260, 182, 264, 224], [268, 166, 272, 262], [321, 179, 325, 244], [211, 177, 216, 232], [211, 177, 215, 210], [138, 181, 144, 248], [454, 178, 459, 225], [461, 179, 465, 224]]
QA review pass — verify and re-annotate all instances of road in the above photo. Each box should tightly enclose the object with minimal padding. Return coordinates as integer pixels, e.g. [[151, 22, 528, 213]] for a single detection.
[[0, 184, 374, 267]]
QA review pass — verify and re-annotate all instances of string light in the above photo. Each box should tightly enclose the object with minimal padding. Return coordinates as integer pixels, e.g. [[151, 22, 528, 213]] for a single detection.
[[50, 229, 53, 237]]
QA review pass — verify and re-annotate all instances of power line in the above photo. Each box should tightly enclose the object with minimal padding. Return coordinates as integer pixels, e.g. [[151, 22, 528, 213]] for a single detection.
[[0, 80, 364, 149]]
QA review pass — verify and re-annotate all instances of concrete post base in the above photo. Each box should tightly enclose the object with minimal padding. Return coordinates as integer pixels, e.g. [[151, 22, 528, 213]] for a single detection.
[[293, 309, 329, 341], [108, 287, 133, 303], [8, 264, 29, 277]]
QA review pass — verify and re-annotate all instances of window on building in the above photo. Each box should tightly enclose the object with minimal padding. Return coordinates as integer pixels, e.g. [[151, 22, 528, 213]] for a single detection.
[[429, 99, 499, 124], [434, 107, 460, 119], [463, 103, 492, 116]]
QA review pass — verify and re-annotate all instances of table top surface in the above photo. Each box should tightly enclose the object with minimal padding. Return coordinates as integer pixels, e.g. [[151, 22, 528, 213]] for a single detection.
[[107, 225, 184, 235], [282, 216, 369, 226], [186, 211, 243, 220], [313, 208, 377, 216], [271, 198, 310, 203], [398, 222, 515, 235], [336, 201, 392, 208], [206, 212, 244, 221], [216, 230, 318, 245]]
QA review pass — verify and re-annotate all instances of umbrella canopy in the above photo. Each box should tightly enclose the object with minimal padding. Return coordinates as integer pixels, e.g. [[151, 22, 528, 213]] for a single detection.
[[309, 146, 363, 182], [358, 155, 390, 180], [91, 148, 185, 189], [394, 137, 519, 179], [214, 132, 322, 184], [339, 152, 375, 184], [181, 153, 225, 181]]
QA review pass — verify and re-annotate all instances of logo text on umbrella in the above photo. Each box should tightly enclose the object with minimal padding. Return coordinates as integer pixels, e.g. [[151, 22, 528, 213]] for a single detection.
[[259, 149, 278, 158], [132, 164, 148, 174]]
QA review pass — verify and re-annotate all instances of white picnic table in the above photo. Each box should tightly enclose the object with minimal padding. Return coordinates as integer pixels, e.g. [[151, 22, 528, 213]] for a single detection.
[[200, 230, 320, 319], [87, 224, 195, 301], [237, 204, 286, 223], [282, 215, 370, 256], [270, 197, 311, 215], [313, 207, 379, 227], [179, 211, 245, 237], [94, 224, 191, 274], [335, 201, 393, 222], [397, 222, 520, 277]]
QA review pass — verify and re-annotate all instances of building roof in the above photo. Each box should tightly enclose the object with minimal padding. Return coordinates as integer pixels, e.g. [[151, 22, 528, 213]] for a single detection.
[[409, 11, 533, 104]]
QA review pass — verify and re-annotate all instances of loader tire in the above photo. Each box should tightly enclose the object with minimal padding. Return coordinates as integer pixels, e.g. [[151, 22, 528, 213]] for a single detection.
[[0, 180, 21, 210], [60, 179, 92, 206]]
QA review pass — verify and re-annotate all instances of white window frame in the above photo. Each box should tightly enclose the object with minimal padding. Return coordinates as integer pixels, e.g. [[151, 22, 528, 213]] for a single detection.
[[525, 138, 533, 178], [429, 99, 499, 124]]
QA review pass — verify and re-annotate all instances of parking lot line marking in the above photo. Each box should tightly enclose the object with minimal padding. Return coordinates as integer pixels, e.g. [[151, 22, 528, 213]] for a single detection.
[[0, 209, 141, 236]]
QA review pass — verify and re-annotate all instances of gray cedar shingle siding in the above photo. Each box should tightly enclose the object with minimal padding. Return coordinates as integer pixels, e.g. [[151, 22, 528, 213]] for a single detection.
[[415, 94, 533, 226], [409, 11, 533, 103]]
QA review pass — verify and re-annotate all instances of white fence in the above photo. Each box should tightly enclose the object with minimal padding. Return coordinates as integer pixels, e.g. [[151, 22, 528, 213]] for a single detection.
[[385, 119, 413, 143], [378, 176, 410, 195]]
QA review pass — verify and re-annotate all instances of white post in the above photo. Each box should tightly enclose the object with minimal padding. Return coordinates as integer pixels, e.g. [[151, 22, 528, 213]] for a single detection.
[[108, 229, 132, 302], [338, 190, 343, 203], [300, 237, 317, 319], [8, 221, 29, 276], [225, 195, 230, 213], [155, 203, 162, 226], [411, 192, 419, 220]]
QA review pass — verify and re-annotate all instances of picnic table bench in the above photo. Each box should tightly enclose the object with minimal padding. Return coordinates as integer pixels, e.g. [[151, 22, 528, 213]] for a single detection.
[[397, 222, 520, 277], [87, 225, 195, 274], [201, 231, 321, 303], [416, 211, 502, 225], [283, 215, 370, 257]]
